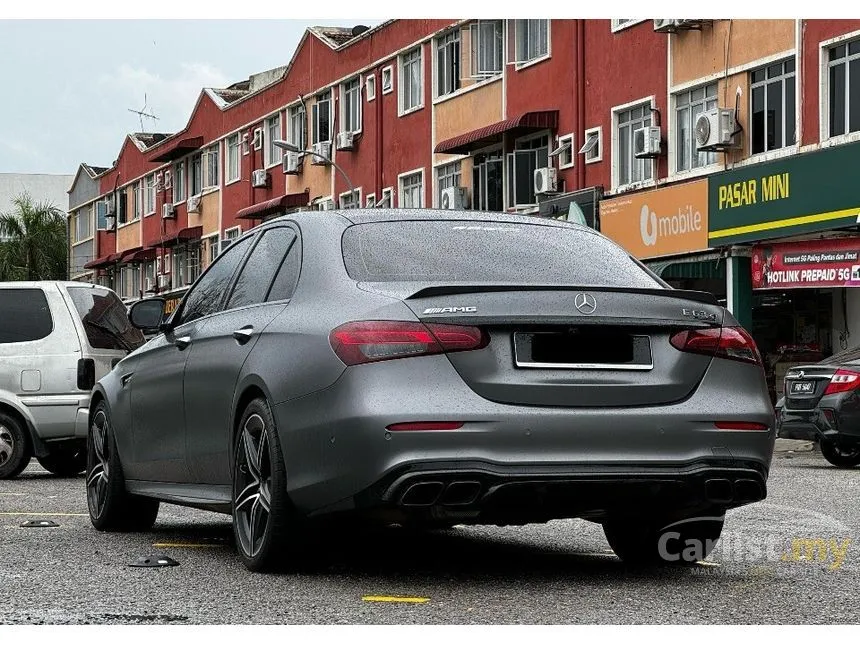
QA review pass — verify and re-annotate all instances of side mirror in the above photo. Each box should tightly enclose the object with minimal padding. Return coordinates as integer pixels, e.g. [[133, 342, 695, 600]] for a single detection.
[[129, 298, 167, 332]]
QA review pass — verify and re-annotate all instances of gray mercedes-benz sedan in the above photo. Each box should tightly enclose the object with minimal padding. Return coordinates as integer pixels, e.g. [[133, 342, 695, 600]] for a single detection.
[[86, 209, 775, 571]]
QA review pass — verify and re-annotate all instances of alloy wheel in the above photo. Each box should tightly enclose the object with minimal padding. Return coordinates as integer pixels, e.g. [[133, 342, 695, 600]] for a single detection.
[[234, 413, 273, 559], [86, 410, 111, 518], [0, 425, 13, 468]]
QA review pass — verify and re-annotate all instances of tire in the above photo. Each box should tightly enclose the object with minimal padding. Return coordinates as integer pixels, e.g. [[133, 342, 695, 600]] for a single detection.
[[603, 513, 725, 566], [86, 401, 160, 532], [820, 441, 860, 468], [37, 443, 87, 477], [232, 397, 299, 572], [0, 411, 31, 480]]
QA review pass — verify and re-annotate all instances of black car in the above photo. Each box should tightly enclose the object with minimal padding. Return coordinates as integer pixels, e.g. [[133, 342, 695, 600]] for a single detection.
[[777, 346, 860, 468]]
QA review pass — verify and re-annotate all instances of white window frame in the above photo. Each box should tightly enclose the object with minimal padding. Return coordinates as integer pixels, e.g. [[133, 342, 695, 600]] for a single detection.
[[144, 174, 156, 216], [312, 91, 333, 144], [672, 82, 720, 176], [338, 187, 363, 209], [398, 47, 424, 116], [226, 134, 241, 184], [435, 160, 462, 207], [555, 133, 575, 170], [252, 127, 263, 151], [264, 113, 283, 168], [397, 168, 425, 208], [507, 131, 550, 210], [222, 225, 242, 250], [821, 34, 860, 144], [205, 233, 220, 266], [611, 19, 647, 33], [190, 152, 203, 197], [468, 20, 504, 79], [611, 97, 656, 191], [381, 66, 393, 95], [173, 160, 187, 204], [379, 187, 394, 207], [288, 103, 306, 150], [132, 182, 142, 221], [341, 77, 363, 134], [435, 30, 461, 98], [749, 58, 797, 156], [203, 144, 220, 190], [365, 74, 376, 102], [366, 193, 377, 208], [513, 19, 551, 68]]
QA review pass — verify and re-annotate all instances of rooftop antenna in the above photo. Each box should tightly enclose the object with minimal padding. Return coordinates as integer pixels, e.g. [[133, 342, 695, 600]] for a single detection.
[[128, 93, 159, 132]]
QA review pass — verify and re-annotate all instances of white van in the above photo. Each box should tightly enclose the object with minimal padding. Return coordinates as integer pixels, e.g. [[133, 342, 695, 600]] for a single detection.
[[0, 282, 145, 479]]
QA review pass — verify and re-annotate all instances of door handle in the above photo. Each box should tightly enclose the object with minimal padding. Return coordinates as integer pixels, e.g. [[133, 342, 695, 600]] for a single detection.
[[232, 326, 255, 344], [174, 336, 192, 350]]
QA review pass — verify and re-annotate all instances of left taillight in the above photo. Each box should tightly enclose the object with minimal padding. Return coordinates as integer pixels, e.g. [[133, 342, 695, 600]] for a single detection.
[[824, 368, 860, 395], [669, 326, 762, 366], [329, 320, 488, 366]]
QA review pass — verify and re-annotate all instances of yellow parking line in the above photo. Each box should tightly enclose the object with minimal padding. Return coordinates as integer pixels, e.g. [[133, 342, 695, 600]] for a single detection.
[[151, 542, 225, 548], [362, 596, 430, 604], [0, 512, 88, 516]]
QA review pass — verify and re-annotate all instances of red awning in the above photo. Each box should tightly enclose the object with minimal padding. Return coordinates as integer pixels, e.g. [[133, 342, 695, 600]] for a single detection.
[[122, 248, 157, 264], [149, 226, 203, 249], [83, 253, 122, 269], [434, 110, 559, 154], [236, 193, 310, 220], [149, 136, 204, 163]]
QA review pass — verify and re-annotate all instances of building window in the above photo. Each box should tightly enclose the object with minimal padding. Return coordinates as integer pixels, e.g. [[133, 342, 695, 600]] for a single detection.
[[379, 187, 393, 207], [207, 235, 219, 265], [288, 104, 306, 151], [436, 31, 460, 97], [265, 114, 282, 167], [366, 75, 376, 101], [342, 77, 362, 133], [339, 188, 361, 209], [132, 183, 142, 220], [615, 102, 653, 187], [750, 58, 796, 153], [96, 200, 108, 230], [222, 226, 241, 250], [203, 144, 219, 189], [174, 160, 186, 203], [366, 193, 377, 207], [381, 66, 393, 94], [514, 19, 549, 64], [399, 170, 424, 208], [555, 134, 575, 169], [312, 91, 332, 144], [675, 83, 718, 172], [190, 153, 203, 196], [399, 47, 423, 114], [508, 134, 549, 207], [469, 20, 503, 77], [580, 127, 602, 163], [436, 161, 462, 204], [828, 41, 860, 138], [472, 150, 503, 212], [74, 208, 91, 241], [226, 134, 240, 183], [144, 174, 156, 215]]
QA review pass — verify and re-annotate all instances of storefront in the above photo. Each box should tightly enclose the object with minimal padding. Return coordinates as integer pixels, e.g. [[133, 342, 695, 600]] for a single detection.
[[598, 179, 724, 300]]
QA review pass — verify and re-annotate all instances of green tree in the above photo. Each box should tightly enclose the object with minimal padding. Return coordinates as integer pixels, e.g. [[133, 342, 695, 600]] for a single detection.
[[0, 192, 68, 281]]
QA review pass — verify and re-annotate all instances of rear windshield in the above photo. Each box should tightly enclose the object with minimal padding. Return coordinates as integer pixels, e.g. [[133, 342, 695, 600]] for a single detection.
[[66, 287, 145, 352], [342, 220, 663, 287], [0, 288, 53, 343]]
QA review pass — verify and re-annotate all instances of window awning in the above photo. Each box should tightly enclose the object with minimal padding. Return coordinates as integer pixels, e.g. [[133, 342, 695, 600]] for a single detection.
[[83, 252, 122, 269], [149, 136, 205, 163], [149, 226, 203, 249], [236, 193, 310, 220], [434, 110, 559, 154], [122, 247, 157, 264]]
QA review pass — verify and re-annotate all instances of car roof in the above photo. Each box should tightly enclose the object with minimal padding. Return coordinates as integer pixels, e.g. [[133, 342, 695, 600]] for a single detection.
[[0, 280, 111, 290]]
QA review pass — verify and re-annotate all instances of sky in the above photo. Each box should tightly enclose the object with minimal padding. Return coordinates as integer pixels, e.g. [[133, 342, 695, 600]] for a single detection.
[[0, 19, 380, 175]]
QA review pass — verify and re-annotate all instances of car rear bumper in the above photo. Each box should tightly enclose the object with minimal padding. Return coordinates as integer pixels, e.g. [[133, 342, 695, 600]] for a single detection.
[[779, 408, 860, 447], [275, 352, 775, 520]]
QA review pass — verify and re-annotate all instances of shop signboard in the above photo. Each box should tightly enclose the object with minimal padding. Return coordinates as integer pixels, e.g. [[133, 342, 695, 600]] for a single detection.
[[709, 140, 860, 246], [751, 238, 860, 289], [598, 180, 709, 259]]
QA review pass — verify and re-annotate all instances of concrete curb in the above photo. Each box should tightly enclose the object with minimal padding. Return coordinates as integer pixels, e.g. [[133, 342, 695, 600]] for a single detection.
[[774, 438, 816, 454]]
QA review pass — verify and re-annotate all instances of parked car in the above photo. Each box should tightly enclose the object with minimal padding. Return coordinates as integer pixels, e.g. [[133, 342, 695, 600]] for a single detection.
[[86, 210, 775, 572], [777, 346, 860, 468], [0, 281, 145, 479]]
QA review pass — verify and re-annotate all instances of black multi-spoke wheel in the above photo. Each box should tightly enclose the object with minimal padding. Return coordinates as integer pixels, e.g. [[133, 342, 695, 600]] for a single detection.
[[38, 443, 87, 477], [232, 397, 296, 572], [820, 441, 860, 468], [0, 412, 30, 480], [86, 401, 159, 532]]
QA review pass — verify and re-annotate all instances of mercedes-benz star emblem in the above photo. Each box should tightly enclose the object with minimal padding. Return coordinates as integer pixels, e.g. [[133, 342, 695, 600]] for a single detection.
[[574, 293, 597, 315]]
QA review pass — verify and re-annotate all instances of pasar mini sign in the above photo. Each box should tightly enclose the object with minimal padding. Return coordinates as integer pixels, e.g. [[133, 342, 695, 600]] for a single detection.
[[751, 238, 860, 290]]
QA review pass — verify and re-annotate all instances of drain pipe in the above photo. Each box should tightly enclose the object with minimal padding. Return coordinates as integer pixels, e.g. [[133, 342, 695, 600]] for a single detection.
[[576, 19, 586, 192], [375, 66, 384, 201]]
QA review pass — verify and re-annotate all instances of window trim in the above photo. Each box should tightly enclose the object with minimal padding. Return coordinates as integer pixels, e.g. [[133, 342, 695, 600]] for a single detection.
[[670, 82, 721, 178], [611, 19, 647, 33], [312, 90, 333, 144], [365, 74, 376, 102], [555, 133, 575, 170], [507, 131, 551, 210], [144, 174, 156, 216], [513, 19, 552, 70], [381, 65, 394, 95], [366, 193, 377, 208], [338, 186, 363, 209], [434, 160, 463, 208], [264, 113, 283, 169], [205, 233, 220, 266], [397, 168, 425, 208], [379, 186, 394, 207], [202, 144, 220, 191], [581, 126, 603, 164], [611, 96, 657, 192], [398, 47, 424, 117], [173, 160, 187, 205], [340, 77, 363, 135], [226, 134, 241, 185], [820, 32, 860, 143], [287, 103, 307, 151], [434, 29, 461, 99]]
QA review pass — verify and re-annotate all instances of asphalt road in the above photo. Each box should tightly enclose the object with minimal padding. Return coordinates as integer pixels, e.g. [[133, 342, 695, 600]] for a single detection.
[[1, 448, 858, 625]]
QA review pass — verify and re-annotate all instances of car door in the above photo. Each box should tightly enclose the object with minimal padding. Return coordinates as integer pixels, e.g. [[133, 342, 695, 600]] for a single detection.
[[127, 235, 256, 483], [183, 225, 300, 485]]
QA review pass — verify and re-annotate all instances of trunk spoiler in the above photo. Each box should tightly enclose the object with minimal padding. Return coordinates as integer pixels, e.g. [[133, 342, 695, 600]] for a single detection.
[[402, 284, 719, 306]]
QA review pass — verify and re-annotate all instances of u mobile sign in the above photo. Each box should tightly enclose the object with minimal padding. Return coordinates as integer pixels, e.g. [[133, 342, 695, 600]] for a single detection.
[[598, 180, 710, 260]]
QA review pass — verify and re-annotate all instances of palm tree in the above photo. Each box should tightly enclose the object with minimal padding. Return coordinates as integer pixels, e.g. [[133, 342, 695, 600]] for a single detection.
[[0, 192, 68, 281]]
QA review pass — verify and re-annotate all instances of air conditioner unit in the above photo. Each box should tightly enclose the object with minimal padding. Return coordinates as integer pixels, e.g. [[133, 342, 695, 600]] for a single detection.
[[162, 203, 176, 219], [251, 169, 270, 188], [675, 19, 710, 30], [633, 125, 662, 159], [336, 131, 355, 151], [157, 274, 171, 290], [311, 141, 331, 165], [440, 186, 469, 210], [653, 19, 678, 32], [318, 199, 335, 211], [283, 151, 303, 175], [105, 215, 116, 231], [187, 195, 201, 213], [105, 200, 115, 216], [252, 128, 263, 150], [695, 108, 741, 151], [534, 167, 558, 196]]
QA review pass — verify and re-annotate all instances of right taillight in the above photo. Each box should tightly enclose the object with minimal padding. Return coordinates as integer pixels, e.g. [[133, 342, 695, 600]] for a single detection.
[[670, 326, 761, 365], [824, 369, 860, 395], [329, 320, 488, 366]]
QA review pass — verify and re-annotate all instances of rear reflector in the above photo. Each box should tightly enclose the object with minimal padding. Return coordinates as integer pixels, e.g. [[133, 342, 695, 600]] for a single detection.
[[386, 422, 464, 431], [670, 326, 761, 365], [824, 368, 860, 395], [714, 421, 770, 431], [330, 320, 487, 366]]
